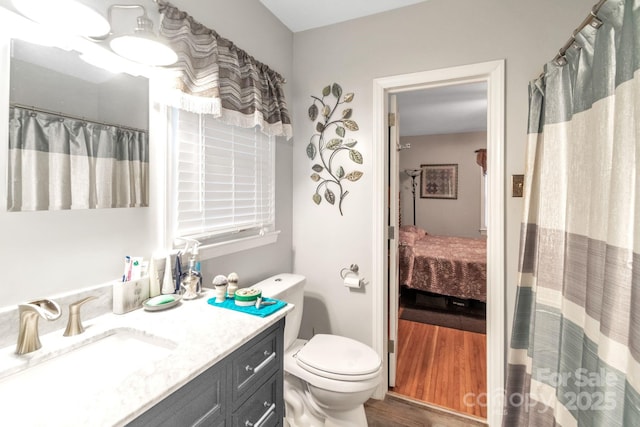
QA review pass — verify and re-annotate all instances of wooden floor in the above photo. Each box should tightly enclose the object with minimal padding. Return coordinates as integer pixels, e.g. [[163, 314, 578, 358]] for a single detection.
[[390, 313, 487, 419], [365, 393, 487, 427]]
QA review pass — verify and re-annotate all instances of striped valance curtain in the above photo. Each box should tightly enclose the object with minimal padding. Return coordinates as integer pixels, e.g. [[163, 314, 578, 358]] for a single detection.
[[8, 106, 149, 211], [157, 1, 293, 140], [504, 0, 640, 425]]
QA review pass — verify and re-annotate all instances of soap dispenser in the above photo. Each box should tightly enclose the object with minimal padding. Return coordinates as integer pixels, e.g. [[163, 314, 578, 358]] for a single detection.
[[191, 244, 203, 293], [180, 247, 202, 300]]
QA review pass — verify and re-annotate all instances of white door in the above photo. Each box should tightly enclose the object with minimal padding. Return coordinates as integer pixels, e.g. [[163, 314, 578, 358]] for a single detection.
[[387, 94, 400, 387]]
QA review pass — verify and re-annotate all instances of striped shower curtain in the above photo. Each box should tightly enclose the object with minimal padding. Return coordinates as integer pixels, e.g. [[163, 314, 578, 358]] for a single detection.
[[8, 106, 149, 211], [504, 0, 640, 426]]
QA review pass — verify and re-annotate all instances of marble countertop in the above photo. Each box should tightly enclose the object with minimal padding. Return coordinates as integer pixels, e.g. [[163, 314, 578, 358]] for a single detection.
[[0, 289, 291, 427]]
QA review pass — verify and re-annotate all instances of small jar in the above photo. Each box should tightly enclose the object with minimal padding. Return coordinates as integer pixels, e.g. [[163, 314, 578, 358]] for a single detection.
[[227, 272, 239, 298]]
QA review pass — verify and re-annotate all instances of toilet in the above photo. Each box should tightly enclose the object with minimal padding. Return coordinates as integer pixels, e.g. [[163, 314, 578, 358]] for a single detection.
[[254, 273, 381, 427]]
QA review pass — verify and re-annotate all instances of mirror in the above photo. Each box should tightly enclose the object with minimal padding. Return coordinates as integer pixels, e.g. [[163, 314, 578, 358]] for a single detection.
[[8, 38, 150, 211]]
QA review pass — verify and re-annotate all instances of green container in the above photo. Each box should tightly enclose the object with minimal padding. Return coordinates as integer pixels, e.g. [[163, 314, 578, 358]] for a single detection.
[[234, 288, 261, 302]]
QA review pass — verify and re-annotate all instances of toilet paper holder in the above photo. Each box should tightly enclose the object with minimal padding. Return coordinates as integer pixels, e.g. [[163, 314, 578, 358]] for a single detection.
[[340, 264, 364, 289], [340, 264, 359, 279]]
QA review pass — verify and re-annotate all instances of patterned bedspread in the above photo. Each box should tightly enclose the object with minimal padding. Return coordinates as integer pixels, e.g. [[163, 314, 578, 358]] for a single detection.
[[399, 226, 486, 302]]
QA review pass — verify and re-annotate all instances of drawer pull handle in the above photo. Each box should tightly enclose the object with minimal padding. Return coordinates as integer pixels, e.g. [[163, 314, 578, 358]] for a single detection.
[[245, 352, 277, 374], [245, 403, 276, 427]]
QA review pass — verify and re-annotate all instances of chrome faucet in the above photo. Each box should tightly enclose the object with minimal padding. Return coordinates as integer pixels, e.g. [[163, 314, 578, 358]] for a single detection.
[[63, 296, 97, 337], [16, 299, 62, 355]]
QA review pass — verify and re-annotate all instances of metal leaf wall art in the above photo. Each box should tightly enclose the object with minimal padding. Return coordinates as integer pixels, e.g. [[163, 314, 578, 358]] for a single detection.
[[307, 83, 362, 216]]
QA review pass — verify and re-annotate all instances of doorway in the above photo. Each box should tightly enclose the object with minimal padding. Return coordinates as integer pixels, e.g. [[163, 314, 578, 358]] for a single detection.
[[392, 82, 488, 418], [370, 60, 505, 427]]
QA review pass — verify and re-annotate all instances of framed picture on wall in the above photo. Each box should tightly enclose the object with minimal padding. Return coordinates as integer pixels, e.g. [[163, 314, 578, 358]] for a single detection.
[[420, 164, 458, 199]]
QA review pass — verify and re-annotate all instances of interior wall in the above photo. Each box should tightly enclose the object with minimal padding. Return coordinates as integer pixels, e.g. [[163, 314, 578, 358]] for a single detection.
[[11, 57, 148, 130], [291, 0, 588, 347], [0, 0, 294, 307], [399, 131, 486, 238]]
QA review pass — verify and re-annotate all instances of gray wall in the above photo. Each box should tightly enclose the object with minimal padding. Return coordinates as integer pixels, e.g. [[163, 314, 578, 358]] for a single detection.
[[0, 0, 593, 351], [0, 0, 294, 307], [399, 131, 486, 238], [10, 40, 148, 130], [291, 0, 589, 346]]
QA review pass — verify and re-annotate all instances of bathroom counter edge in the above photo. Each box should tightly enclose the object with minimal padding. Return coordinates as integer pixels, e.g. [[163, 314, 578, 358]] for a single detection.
[[0, 289, 292, 427]]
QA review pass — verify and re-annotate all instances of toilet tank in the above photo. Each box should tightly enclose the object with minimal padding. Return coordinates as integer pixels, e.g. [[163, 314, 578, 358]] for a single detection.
[[251, 274, 305, 350]]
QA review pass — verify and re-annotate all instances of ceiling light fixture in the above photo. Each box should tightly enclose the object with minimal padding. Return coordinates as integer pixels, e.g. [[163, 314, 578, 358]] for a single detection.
[[107, 4, 177, 67], [11, 0, 110, 38]]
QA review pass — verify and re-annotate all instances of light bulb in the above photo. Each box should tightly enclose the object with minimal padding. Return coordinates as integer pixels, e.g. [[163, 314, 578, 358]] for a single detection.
[[12, 0, 110, 37], [110, 34, 178, 66]]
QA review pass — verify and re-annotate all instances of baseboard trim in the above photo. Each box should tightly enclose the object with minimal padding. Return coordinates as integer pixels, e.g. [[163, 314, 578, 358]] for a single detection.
[[385, 392, 488, 425]]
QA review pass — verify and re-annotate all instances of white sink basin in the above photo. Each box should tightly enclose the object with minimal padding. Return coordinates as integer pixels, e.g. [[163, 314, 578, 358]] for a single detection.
[[0, 328, 177, 415]]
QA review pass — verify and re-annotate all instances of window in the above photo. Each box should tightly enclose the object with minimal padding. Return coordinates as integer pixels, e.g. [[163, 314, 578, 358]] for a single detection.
[[169, 108, 276, 252]]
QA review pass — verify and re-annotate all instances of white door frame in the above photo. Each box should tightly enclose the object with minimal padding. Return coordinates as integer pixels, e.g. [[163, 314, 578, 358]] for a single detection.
[[371, 59, 505, 426], [387, 94, 400, 387]]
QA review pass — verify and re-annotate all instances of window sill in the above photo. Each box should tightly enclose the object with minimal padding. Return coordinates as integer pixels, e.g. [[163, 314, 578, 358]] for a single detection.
[[197, 230, 280, 261]]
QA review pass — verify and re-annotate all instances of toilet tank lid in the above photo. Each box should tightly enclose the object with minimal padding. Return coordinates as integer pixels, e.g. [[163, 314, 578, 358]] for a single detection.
[[250, 273, 305, 296], [296, 334, 381, 376]]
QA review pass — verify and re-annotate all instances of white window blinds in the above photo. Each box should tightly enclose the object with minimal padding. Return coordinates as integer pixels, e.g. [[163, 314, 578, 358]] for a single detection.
[[171, 109, 275, 243]]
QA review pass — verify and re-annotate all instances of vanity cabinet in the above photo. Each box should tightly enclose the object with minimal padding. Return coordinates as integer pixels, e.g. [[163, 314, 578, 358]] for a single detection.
[[127, 319, 284, 427]]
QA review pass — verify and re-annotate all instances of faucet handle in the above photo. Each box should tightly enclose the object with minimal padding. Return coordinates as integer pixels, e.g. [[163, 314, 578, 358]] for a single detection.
[[63, 296, 97, 337]]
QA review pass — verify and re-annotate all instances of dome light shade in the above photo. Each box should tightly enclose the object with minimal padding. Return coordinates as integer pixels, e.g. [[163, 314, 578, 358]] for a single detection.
[[11, 1, 178, 68], [110, 34, 178, 66], [107, 8, 178, 67], [11, 0, 110, 37]]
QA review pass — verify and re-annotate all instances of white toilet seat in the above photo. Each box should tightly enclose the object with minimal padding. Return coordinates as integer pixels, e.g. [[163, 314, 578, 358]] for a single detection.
[[296, 358, 381, 381], [285, 339, 382, 394], [295, 334, 381, 381]]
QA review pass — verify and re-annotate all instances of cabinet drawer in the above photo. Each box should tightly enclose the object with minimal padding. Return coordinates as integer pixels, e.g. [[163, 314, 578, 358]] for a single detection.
[[128, 319, 284, 427], [232, 374, 279, 427], [232, 329, 279, 400], [127, 363, 225, 427]]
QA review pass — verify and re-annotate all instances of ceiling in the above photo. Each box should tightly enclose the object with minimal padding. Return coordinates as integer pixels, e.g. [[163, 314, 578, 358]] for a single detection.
[[259, 0, 486, 137], [259, 0, 429, 33], [396, 82, 488, 137]]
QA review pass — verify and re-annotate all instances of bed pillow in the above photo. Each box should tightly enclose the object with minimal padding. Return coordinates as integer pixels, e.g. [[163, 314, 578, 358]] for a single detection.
[[400, 225, 428, 236], [399, 230, 417, 246]]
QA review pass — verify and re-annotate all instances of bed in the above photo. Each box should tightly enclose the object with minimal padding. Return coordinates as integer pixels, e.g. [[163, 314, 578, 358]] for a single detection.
[[398, 225, 487, 302]]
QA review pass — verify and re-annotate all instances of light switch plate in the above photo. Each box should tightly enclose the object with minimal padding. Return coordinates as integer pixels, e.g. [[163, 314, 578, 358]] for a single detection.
[[512, 174, 524, 197]]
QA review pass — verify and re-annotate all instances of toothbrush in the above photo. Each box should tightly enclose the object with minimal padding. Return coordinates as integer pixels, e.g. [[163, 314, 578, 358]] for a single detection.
[[123, 255, 132, 282], [174, 252, 182, 293]]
